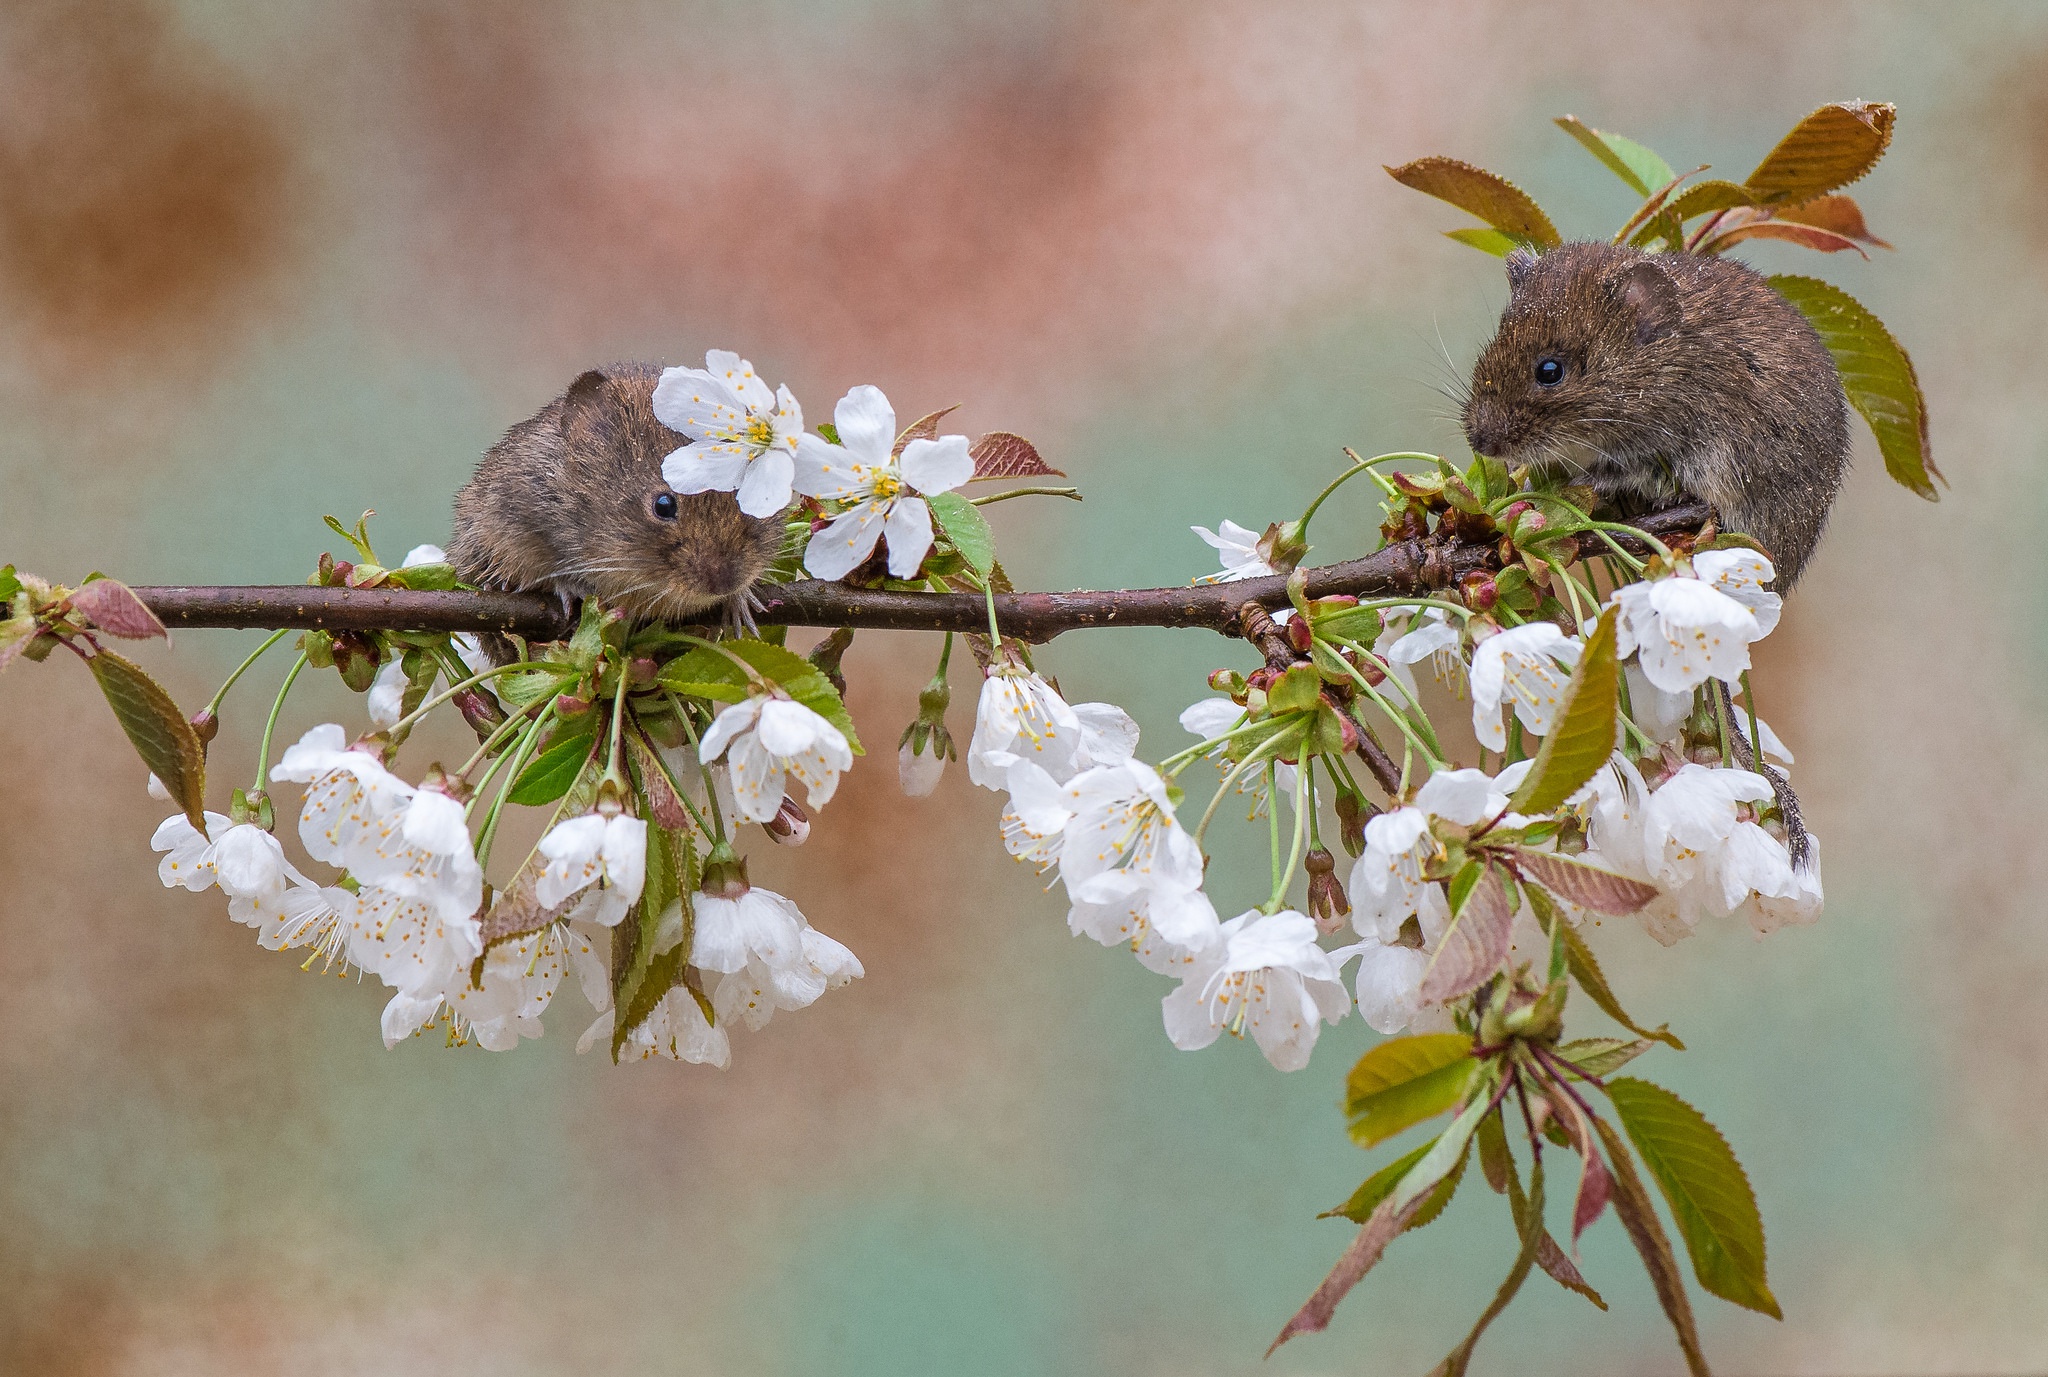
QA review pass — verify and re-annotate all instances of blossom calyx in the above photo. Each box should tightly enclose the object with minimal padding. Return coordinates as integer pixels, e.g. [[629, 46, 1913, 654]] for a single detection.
[[1305, 848, 1350, 934], [700, 844, 751, 899]]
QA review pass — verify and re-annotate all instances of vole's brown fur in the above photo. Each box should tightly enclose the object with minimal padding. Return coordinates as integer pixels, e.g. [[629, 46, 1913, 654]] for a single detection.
[[1464, 241, 1848, 587], [449, 363, 782, 624]]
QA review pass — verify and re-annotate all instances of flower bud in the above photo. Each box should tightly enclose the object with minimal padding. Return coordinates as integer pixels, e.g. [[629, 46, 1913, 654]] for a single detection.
[[332, 633, 379, 694], [1500, 500, 1532, 524], [1459, 572, 1498, 611], [1305, 848, 1350, 934], [454, 688, 505, 736], [189, 708, 219, 744], [1259, 519, 1310, 574], [316, 551, 336, 585], [1334, 789, 1376, 857], [555, 692, 594, 719], [765, 796, 811, 846], [1246, 667, 1278, 694], [1207, 667, 1247, 698], [1284, 616, 1313, 654], [628, 656, 658, 686], [329, 558, 353, 586]]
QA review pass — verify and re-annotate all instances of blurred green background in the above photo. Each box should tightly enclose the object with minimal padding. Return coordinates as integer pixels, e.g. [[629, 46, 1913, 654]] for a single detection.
[[2, 1, 2043, 1371]]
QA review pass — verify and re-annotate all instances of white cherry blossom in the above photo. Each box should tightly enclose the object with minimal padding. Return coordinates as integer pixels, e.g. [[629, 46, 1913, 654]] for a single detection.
[[1625, 663, 1693, 742], [1344, 938, 1432, 1035], [1161, 909, 1351, 1071], [1469, 622, 1582, 752], [1694, 548, 1782, 635], [714, 924, 864, 1032], [967, 667, 1079, 789], [1348, 806, 1448, 946], [996, 759, 1077, 872], [151, 810, 233, 892], [1611, 571, 1763, 694], [698, 694, 853, 824], [611, 988, 731, 1067], [1179, 697, 1297, 812], [366, 547, 493, 729], [1633, 763, 1776, 943], [691, 884, 808, 977], [1377, 610, 1465, 698], [1191, 519, 1278, 583], [792, 385, 974, 579], [536, 812, 648, 927], [653, 349, 805, 518], [898, 739, 947, 797], [345, 884, 484, 998]]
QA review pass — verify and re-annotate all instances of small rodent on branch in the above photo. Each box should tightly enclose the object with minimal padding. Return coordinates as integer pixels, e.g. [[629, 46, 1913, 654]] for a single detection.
[[448, 362, 783, 626], [1463, 241, 1849, 587]]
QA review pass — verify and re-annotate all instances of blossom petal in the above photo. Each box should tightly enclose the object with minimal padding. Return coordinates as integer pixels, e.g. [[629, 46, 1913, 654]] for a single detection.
[[733, 449, 796, 517], [899, 435, 973, 495], [832, 384, 897, 463], [791, 433, 867, 501], [803, 503, 890, 581], [651, 367, 750, 439], [662, 445, 752, 497], [882, 496, 935, 578]]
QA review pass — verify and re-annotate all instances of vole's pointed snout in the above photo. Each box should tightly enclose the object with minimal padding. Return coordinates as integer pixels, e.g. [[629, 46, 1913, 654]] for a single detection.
[[1463, 400, 1506, 459]]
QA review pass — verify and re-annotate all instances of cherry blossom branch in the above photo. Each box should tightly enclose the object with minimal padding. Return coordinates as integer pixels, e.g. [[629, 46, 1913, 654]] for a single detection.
[[129, 504, 1709, 644]]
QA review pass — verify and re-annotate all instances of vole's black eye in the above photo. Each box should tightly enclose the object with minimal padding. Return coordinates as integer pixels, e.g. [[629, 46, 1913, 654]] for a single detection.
[[1534, 357, 1565, 388], [651, 492, 679, 521]]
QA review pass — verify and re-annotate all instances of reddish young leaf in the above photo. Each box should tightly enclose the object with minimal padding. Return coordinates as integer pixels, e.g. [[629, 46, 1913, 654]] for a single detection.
[[1573, 1144, 1613, 1243], [1419, 864, 1514, 1004], [892, 405, 961, 457], [1512, 848, 1660, 915], [1744, 100, 1895, 203], [1776, 193, 1891, 248], [1535, 1229, 1606, 1310], [969, 431, 1064, 480], [1698, 218, 1870, 258], [88, 648, 206, 830], [68, 578, 168, 640], [1665, 179, 1758, 221], [1385, 157, 1561, 248]]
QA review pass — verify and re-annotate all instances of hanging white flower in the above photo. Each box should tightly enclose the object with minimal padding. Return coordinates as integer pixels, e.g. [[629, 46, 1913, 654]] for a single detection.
[[898, 739, 947, 797], [1611, 570, 1764, 695], [1469, 622, 1582, 752], [714, 924, 864, 1032], [1161, 909, 1351, 1071], [1344, 938, 1433, 1035], [248, 883, 355, 968], [150, 810, 233, 892], [344, 883, 485, 999], [1347, 806, 1448, 946], [1068, 873, 1222, 974], [609, 988, 731, 1067], [1693, 548, 1782, 635], [967, 666, 1079, 789], [1624, 663, 1693, 743], [271, 723, 412, 858], [1058, 760, 1204, 893], [691, 883, 808, 977], [653, 349, 806, 518], [390, 920, 608, 1052], [792, 385, 974, 579], [1191, 519, 1279, 583], [536, 812, 649, 927], [1178, 697, 1298, 813], [1633, 763, 1776, 943], [1377, 610, 1464, 698], [697, 694, 854, 824], [996, 758, 1078, 872]]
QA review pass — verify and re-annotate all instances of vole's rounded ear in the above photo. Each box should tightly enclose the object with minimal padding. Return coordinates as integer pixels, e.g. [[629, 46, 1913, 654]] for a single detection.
[[559, 368, 611, 443], [1611, 260, 1683, 344], [1505, 246, 1538, 291]]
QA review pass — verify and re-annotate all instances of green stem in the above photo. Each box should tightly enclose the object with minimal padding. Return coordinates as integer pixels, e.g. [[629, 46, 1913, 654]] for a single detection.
[[673, 696, 728, 843], [384, 660, 563, 736], [1265, 762, 1283, 901], [454, 706, 529, 781], [638, 724, 713, 837], [206, 629, 291, 717], [253, 652, 310, 791], [1192, 732, 1292, 850], [604, 664, 631, 786], [475, 701, 556, 869], [1740, 670, 1765, 769], [1321, 640, 1446, 766], [1158, 717, 1274, 774], [968, 486, 1081, 506]]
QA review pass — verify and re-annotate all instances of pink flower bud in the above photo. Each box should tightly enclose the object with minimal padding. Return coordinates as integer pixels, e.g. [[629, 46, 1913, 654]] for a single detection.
[[765, 796, 811, 846]]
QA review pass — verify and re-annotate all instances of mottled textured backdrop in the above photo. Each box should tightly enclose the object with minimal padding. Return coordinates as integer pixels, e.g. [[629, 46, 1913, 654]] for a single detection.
[[2, 2, 2043, 1372]]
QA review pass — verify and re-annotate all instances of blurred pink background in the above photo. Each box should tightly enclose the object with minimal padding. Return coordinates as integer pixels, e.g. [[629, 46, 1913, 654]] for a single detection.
[[2, 1, 2045, 1372]]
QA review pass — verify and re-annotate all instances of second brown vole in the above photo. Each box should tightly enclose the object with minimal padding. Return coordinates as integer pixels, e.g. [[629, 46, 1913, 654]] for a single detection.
[[449, 363, 783, 625], [1463, 241, 1849, 587]]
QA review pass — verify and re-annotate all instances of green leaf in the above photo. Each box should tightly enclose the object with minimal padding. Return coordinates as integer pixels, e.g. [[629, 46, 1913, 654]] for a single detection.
[[0, 565, 19, 603], [1744, 100, 1895, 204], [1326, 1138, 1433, 1223], [508, 722, 598, 805], [1345, 1032, 1481, 1148], [1594, 1115, 1713, 1377], [1511, 847, 1660, 915], [1556, 1036, 1654, 1079], [388, 561, 458, 591], [1443, 226, 1522, 256], [497, 666, 574, 709], [1607, 1077, 1780, 1319], [1445, 860, 1482, 916], [1311, 604, 1382, 645], [89, 648, 207, 830], [1553, 912, 1684, 1049], [1507, 606, 1618, 816], [1420, 862, 1515, 1005], [1554, 115, 1675, 197], [1386, 157, 1561, 248], [927, 490, 995, 577], [654, 647, 750, 702], [1476, 1105, 1511, 1193], [816, 422, 840, 445], [1665, 178, 1758, 221], [1768, 274, 1938, 499], [322, 513, 377, 562]]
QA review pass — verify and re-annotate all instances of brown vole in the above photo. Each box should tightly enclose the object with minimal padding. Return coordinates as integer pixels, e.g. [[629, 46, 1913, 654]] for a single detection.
[[449, 363, 783, 625], [1463, 241, 1848, 587]]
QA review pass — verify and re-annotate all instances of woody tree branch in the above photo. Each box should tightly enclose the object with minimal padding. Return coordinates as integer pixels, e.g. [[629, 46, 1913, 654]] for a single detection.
[[128, 505, 1710, 644]]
